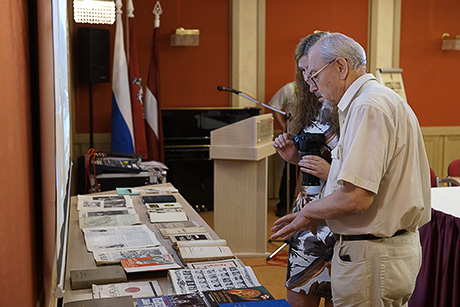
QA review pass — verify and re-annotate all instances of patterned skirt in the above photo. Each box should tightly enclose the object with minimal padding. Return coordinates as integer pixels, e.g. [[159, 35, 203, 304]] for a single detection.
[[285, 186, 335, 299]]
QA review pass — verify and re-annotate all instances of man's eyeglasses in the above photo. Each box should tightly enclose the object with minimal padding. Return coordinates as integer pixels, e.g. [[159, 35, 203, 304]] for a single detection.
[[306, 59, 335, 88]]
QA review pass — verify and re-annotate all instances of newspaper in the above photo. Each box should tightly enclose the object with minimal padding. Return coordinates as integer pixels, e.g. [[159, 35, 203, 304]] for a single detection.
[[92, 246, 169, 265], [168, 266, 260, 294], [82, 225, 161, 251], [79, 214, 141, 229], [77, 194, 134, 211], [79, 208, 137, 218]]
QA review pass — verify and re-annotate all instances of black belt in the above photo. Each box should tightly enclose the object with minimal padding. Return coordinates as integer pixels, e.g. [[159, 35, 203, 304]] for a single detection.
[[338, 229, 407, 241]]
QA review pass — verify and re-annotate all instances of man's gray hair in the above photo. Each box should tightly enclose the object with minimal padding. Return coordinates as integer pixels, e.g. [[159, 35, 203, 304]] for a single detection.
[[316, 33, 367, 70]]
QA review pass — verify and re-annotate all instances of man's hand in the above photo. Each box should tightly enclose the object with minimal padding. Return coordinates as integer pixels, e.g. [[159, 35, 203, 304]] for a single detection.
[[270, 210, 324, 240]]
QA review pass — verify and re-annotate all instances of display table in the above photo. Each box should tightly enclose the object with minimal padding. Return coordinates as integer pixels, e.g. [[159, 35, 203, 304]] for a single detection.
[[409, 187, 460, 307], [63, 183, 220, 304]]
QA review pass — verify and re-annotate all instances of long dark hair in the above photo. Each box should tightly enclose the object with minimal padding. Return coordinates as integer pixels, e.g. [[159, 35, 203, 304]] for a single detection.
[[289, 32, 340, 137]]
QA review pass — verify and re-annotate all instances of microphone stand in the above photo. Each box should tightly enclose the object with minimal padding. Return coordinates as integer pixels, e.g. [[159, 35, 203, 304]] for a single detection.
[[239, 92, 288, 117], [218, 86, 292, 260], [217, 85, 290, 120]]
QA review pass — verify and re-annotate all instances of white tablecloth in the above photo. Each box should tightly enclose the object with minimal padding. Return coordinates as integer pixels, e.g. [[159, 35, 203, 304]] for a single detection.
[[431, 187, 460, 218]]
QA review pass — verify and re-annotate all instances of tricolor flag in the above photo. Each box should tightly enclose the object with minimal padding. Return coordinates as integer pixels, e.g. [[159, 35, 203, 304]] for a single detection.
[[111, 0, 135, 153], [127, 0, 148, 158], [145, 1, 164, 162]]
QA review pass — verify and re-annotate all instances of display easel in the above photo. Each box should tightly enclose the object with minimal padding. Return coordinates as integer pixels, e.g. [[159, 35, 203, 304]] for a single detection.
[[376, 68, 407, 101], [210, 113, 276, 256]]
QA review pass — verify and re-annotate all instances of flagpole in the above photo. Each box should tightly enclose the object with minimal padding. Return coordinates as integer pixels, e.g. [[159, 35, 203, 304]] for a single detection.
[[126, 0, 134, 61], [145, 1, 164, 162]]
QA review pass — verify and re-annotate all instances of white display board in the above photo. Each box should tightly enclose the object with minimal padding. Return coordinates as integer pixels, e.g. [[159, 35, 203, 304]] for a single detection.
[[376, 68, 407, 101], [52, 0, 72, 298]]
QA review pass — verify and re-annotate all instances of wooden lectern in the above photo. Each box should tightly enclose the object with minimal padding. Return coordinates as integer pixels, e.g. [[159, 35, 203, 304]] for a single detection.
[[210, 113, 276, 256]]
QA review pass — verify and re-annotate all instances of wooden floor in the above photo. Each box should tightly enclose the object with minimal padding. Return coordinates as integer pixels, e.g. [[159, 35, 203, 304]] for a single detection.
[[198, 199, 290, 301]]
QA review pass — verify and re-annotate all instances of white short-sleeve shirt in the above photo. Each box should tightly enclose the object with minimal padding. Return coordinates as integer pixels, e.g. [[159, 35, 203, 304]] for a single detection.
[[268, 82, 295, 113], [324, 74, 431, 237]]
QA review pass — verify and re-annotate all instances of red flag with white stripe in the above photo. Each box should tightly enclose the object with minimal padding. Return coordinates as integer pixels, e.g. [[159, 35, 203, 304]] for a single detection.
[[145, 1, 164, 162], [127, 2, 148, 159]]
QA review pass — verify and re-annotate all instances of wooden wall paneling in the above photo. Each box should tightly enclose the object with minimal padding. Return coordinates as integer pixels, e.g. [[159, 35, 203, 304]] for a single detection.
[[443, 135, 460, 177], [422, 126, 460, 179], [422, 134, 444, 178]]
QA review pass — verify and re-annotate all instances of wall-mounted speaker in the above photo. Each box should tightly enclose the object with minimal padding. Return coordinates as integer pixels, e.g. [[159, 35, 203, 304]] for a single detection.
[[77, 27, 110, 83]]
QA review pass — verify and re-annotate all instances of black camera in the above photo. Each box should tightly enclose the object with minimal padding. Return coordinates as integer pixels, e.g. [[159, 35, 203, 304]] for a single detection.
[[293, 131, 326, 186]]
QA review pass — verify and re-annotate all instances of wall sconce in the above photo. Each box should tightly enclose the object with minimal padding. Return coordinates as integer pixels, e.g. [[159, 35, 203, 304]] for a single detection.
[[73, 0, 116, 25], [171, 27, 200, 46], [442, 33, 460, 51]]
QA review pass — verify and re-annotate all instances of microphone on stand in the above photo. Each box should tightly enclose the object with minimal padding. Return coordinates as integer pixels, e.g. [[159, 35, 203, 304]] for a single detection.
[[217, 85, 288, 117], [217, 85, 241, 94]]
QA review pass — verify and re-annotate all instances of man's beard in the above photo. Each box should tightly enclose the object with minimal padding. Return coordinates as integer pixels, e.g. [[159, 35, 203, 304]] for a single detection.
[[320, 96, 334, 109]]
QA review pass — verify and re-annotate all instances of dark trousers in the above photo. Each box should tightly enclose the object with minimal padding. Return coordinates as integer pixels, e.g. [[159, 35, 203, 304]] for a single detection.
[[278, 162, 298, 208]]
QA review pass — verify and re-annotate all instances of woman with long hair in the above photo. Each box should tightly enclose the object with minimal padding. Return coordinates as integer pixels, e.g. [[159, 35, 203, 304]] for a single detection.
[[272, 31, 338, 307]]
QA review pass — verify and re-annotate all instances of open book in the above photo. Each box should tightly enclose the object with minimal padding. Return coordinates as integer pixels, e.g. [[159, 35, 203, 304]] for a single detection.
[[174, 239, 235, 263]]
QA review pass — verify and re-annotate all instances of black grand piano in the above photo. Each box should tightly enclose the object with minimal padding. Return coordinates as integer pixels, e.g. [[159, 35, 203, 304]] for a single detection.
[[162, 107, 261, 211]]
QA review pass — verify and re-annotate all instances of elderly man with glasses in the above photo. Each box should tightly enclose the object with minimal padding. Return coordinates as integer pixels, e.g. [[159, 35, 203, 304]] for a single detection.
[[271, 32, 431, 307]]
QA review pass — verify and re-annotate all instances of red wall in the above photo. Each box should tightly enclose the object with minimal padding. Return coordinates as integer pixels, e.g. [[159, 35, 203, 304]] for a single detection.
[[74, 0, 230, 134], [265, 0, 368, 108], [400, 0, 460, 126], [74, 0, 459, 134]]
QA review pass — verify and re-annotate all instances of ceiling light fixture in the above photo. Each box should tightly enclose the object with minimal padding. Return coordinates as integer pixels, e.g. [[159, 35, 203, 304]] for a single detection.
[[73, 0, 116, 25]]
